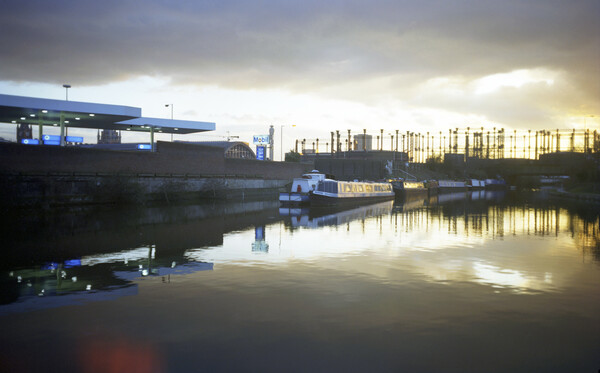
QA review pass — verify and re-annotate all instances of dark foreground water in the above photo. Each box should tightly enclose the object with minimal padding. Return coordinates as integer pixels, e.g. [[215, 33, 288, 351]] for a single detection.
[[1, 191, 599, 372]]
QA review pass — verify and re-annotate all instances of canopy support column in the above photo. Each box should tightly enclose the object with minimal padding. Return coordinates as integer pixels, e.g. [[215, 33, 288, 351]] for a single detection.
[[150, 127, 155, 152], [59, 112, 65, 146], [38, 116, 43, 141]]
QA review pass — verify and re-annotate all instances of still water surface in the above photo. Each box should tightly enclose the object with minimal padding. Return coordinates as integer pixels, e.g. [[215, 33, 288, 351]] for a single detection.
[[1, 191, 599, 372]]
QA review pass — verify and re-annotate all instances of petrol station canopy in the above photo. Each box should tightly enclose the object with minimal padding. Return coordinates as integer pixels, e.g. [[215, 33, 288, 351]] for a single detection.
[[0, 93, 215, 136]]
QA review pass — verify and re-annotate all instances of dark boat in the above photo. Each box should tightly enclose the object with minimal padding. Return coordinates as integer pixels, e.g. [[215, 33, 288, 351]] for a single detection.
[[390, 180, 428, 201], [484, 179, 508, 190]]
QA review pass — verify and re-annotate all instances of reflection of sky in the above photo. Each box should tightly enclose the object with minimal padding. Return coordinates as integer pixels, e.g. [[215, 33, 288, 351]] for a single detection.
[[186, 206, 591, 294], [81, 246, 155, 266]]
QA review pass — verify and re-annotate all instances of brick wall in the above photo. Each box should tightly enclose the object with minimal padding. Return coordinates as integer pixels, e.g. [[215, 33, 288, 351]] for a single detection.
[[0, 141, 310, 179], [314, 158, 387, 180]]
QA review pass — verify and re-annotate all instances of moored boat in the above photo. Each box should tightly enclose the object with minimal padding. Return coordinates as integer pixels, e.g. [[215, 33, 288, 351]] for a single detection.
[[309, 179, 394, 206], [426, 180, 439, 195], [279, 170, 326, 205], [484, 179, 508, 190], [437, 180, 467, 193], [467, 179, 485, 190], [390, 180, 428, 201]]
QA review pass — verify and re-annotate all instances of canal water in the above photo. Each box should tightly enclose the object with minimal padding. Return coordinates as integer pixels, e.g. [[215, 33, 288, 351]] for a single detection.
[[1, 191, 599, 372]]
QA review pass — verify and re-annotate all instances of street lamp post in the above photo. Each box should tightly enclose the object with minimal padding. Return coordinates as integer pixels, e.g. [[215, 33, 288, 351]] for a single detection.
[[165, 104, 173, 141], [280, 125, 284, 161], [59, 84, 71, 146], [63, 84, 71, 101], [280, 125, 296, 161]]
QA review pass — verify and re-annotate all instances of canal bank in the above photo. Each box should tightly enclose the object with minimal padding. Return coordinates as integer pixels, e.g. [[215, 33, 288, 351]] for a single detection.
[[0, 141, 312, 206]]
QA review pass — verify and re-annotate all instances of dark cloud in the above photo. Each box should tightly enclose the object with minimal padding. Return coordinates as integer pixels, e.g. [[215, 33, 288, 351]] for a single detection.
[[0, 0, 598, 125]]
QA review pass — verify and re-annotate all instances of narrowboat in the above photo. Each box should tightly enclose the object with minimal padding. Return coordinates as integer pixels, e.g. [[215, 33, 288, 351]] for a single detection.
[[484, 179, 508, 190], [279, 170, 326, 205], [467, 179, 485, 190], [426, 180, 439, 195], [437, 180, 467, 193], [309, 179, 394, 206], [390, 180, 428, 200]]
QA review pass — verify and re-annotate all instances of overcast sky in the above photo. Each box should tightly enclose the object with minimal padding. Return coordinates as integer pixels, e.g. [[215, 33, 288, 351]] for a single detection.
[[1, 0, 598, 158]]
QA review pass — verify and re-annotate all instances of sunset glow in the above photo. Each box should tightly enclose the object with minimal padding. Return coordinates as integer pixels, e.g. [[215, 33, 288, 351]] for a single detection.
[[0, 1, 598, 159]]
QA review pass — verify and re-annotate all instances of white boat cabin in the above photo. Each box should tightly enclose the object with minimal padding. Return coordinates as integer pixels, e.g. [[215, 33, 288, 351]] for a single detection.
[[291, 170, 326, 193]]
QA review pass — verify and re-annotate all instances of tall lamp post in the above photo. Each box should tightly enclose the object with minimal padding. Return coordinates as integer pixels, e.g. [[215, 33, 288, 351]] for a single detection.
[[165, 104, 173, 141], [280, 124, 296, 161], [63, 84, 71, 101], [280, 125, 285, 161], [60, 84, 71, 146]]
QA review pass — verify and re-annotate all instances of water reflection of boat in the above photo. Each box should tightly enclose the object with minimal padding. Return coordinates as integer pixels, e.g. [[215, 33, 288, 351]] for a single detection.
[[283, 200, 394, 228], [393, 197, 426, 212], [310, 179, 394, 206], [435, 192, 469, 204], [279, 207, 310, 217], [427, 190, 508, 206]]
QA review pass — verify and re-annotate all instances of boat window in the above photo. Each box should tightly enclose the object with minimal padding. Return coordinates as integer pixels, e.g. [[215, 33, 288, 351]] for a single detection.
[[318, 180, 338, 194]]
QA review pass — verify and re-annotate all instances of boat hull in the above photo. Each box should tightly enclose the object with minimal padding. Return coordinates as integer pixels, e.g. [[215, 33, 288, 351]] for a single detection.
[[279, 192, 310, 205], [437, 180, 467, 194], [484, 179, 508, 190], [309, 192, 394, 207], [391, 181, 428, 201]]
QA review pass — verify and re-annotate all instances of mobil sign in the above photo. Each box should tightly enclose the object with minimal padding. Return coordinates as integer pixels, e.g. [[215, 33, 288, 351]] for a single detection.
[[253, 135, 270, 145]]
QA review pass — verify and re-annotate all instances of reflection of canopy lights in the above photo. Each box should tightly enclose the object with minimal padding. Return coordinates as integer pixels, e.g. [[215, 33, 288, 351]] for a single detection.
[[64, 120, 69, 124], [53, 123, 58, 126], [11, 120, 16, 123], [20, 117, 25, 120], [42, 110, 48, 113], [89, 113, 95, 116], [29, 114, 35, 117], [75, 117, 80, 120], [174, 128, 178, 131]]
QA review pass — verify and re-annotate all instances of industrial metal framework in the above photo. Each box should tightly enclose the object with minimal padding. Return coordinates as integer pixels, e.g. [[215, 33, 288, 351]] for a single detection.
[[296, 127, 600, 162]]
